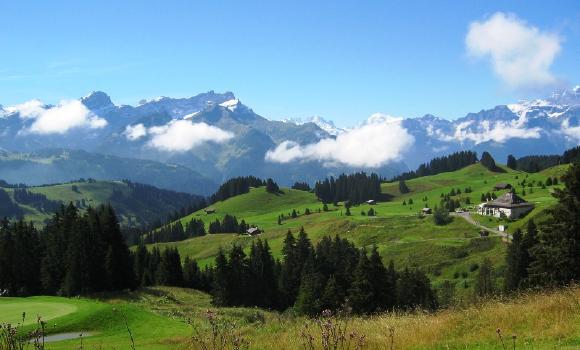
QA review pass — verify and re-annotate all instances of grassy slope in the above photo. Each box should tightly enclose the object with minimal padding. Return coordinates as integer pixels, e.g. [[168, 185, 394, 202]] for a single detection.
[[144, 163, 565, 296], [4, 181, 128, 226], [3, 180, 191, 227], [4, 286, 578, 349]]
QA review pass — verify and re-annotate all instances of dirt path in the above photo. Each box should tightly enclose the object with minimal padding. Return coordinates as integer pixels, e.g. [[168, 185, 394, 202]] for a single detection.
[[452, 212, 512, 240]]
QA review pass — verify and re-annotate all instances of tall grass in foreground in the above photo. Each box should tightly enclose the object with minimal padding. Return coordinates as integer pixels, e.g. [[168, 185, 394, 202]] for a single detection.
[[236, 286, 578, 349], [0, 313, 45, 350]]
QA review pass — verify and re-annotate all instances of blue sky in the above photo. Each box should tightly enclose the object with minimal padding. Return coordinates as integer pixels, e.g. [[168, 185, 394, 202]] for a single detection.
[[0, 1, 578, 126]]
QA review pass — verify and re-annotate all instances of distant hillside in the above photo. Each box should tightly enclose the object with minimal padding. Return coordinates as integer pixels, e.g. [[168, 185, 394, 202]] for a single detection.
[[0, 148, 217, 195], [142, 162, 565, 299], [0, 179, 204, 228]]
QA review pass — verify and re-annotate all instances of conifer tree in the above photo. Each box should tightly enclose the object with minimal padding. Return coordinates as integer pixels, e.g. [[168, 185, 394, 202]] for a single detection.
[[475, 258, 495, 297], [507, 154, 517, 170], [183, 257, 201, 289], [529, 164, 580, 285], [212, 248, 230, 306], [294, 256, 322, 315], [348, 251, 374, 314], [368, 247, 392, 311]]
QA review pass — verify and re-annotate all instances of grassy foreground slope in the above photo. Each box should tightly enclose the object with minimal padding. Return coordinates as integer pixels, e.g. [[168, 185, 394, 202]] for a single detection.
[[2, 286, 578, 349], [145, 163, 564, 295], [2, 180, 200, 227]]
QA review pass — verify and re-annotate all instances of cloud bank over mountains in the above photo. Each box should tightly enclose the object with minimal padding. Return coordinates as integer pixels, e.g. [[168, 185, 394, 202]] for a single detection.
[[266, 114, 414, 167], [147, 120, 233, 152], [466, 12, 562, 90], [6, 99, 107, 135], [122, 120, 234, 152]]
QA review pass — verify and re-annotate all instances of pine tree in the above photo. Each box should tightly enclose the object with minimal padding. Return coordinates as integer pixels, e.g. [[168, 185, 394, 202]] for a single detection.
[[475, 258, 495, 297], [228, 245, 249, 305], [279, 230, 299, 309], [481, 151, 500, 172], [319, 275, 342, 311], [504, 229, 524, 291], [399, 180, 410, 194], [507, 154, 518, 170], [212, 248, 230, 306], [368, 247, 392, 311], [183, 257, 201, 289], [266, 178, 280, 193], [529, 164, 580, 285], [348, 251, 374, 314], [248, 239, 278, 308], [294, 256, 322, 315]]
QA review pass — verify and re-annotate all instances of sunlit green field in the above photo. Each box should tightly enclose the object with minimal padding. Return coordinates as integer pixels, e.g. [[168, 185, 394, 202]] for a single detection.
[[143, 163, 565, 298]]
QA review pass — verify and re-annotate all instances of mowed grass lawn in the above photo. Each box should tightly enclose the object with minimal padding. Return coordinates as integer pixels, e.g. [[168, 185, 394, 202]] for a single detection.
[[0, 296, 189, 350]]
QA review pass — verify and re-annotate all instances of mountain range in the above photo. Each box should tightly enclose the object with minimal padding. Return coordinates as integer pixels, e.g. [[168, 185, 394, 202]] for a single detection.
[[1, 86, 579, 194]]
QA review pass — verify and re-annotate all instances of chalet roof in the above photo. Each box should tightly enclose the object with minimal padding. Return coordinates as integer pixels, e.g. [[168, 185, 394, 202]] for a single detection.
[[494, 183, 512, 189], [247, 227, 261, 235], [484, 192, 534, 208]]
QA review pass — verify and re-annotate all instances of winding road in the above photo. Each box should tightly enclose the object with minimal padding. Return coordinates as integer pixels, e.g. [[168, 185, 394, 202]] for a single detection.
[[452, 212, 512, 240]]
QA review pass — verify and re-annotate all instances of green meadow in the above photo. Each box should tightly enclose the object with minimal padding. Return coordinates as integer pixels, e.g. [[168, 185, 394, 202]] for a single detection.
[[1, 163, 576, 349], [145, 163, 564, 295]]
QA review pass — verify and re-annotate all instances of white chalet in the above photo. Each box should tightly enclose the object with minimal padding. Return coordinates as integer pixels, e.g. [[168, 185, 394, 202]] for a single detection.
[[477, 192, 534, 219]]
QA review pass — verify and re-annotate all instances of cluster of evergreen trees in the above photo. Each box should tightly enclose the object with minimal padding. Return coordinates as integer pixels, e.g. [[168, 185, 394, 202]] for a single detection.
[[480, 152, 504, 172], [142, 218, 206, 244], [208, 214, 250, 234], [510, 146, 580, 173], [265, 178, 281, 193], [291, 182, 311, 191], [0, 189, 23, 218], [210, 176, 266, 203], [394, 151, 478, 181], [314, 173, 382, 204], [12, 189, 61, 213], [504, 163, 580, 289], [0, 204, 134, 296], [212, 228, 437, 314], [132, 245, 213, 291]]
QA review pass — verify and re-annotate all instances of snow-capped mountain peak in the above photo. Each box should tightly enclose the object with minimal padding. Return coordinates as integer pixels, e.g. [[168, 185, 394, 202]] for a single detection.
[[282, 116, 345, 135], [307, 115, 344, 135], [219, 99, 241, 112]]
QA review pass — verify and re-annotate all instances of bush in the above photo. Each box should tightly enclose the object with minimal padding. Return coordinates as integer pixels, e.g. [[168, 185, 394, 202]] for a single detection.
[[433, 206, 452, 225], [469, 263, 480, 272]]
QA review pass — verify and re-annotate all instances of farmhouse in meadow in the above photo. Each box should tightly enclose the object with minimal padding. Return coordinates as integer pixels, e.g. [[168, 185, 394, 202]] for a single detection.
[[246, 227, 261, 236], [477, 192, 534, 219]]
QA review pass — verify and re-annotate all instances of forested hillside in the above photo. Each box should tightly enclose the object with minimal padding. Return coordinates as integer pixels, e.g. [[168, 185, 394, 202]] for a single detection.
[[0, 179, 204, 228]]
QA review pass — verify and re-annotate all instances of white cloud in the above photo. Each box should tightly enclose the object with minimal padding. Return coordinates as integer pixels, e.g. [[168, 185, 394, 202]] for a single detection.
[[5, 99, 45, 119], [466, 12, 562, 89], [435, 119, 542, 144], [124, 123, 147, 141], [9, 99, 108, 135], [561, 119, 580, 141], [265, 114, 414, 167], [147, 120, 233, 152]]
